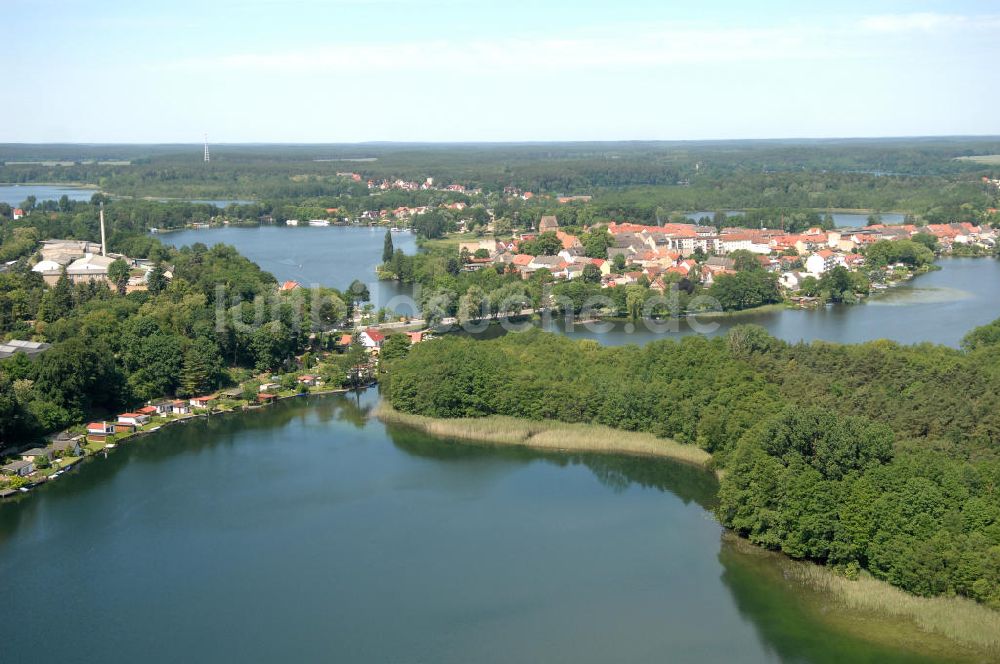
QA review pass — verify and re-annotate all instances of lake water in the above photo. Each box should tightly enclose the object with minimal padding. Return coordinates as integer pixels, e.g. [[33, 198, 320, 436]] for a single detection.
[[160, 226, 997, 346], [470, 258, 1000, 348], [684, 210, 906, 228], [161, 225, 418, 302], [0, 390, 969, 663], [0, 183, 98, 206]]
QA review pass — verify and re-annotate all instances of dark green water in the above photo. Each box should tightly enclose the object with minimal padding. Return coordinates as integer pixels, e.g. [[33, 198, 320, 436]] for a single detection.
[[0, 392, 970, 663]]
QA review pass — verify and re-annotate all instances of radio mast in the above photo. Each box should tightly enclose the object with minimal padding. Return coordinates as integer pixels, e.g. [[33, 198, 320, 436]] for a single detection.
[[203, 134, 210, 163]]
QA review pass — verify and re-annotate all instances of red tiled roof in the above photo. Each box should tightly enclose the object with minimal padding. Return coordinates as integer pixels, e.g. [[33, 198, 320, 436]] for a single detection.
[[364, 328, 386, 343]]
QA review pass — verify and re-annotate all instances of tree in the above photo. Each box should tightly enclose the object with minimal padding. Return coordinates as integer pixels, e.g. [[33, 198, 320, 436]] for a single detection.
[[347, 279, 370, 306], [612, 254, 626, 272], [582, 263, 602, 284], [382, 229, 394, 263], [381, 334, 411, 362], [582, 229, 613, 258], [37, 270, 74, 323], [730, 249, 762, 273], [147, 264, 168, 295], [0, 372, 32, 448], [120, 318, 185, 400], [179, 337, 222, 397], [709, 271, 781, 311], [107, 258, 131, 296], [911, 233, 939, 252], [520, 232, 563, 256]]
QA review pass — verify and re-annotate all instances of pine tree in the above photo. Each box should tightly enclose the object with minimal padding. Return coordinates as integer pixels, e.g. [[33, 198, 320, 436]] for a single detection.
[[382, 229, 394, 263], [178, 339, 219, 396]]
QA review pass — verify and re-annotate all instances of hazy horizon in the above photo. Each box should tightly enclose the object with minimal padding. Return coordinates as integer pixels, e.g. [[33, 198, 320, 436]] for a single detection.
[[3, 134, 1000, 147]]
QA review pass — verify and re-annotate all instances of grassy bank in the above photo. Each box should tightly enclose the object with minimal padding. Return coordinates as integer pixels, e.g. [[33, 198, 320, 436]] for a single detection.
[[375, 402, 712, 468], [725, 533, 1000, 660]]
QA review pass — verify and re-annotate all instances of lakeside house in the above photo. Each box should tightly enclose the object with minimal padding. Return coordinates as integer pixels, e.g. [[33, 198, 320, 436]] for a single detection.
[[150, 399, 174, 415], [117, 413, 151, 426], [170, 400, 192, 415], [48, 435, 84, 458], [20, 448, 51, 463], [2, 459, 35, 477], [189, 396, 215, 409], [86, 422, 115, 443]]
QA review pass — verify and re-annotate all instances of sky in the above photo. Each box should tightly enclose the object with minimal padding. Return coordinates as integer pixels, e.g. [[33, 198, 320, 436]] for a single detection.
[[3, 0, 999, 142]]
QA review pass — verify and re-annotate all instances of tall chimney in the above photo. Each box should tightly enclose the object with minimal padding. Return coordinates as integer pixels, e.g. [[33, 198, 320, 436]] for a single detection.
[[99, 203, 107, 256]]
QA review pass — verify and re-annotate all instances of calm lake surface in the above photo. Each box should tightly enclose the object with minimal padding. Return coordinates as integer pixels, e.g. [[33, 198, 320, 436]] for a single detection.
[[161, 226, 997, 347], [463, 258, 1000, 348], [0, 183, 98, 206], [684, 210, 905, 227], [0, 391, 968, 663], [161, 225, 418, 300]]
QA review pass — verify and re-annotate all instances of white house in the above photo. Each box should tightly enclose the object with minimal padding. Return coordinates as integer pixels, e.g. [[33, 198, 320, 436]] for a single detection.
[[360, 328, 385, 349], [117, 413, 150, 426]]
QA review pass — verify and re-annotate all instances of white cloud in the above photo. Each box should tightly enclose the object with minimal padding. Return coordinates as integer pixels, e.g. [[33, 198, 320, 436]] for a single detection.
[[859, 12, 1000, 33]]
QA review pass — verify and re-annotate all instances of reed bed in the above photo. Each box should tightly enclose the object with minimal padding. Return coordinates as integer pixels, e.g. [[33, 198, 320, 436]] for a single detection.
[[726, 533, 1000, 657], [375, 402, 711, 467], [789, 564, 1000, 656]]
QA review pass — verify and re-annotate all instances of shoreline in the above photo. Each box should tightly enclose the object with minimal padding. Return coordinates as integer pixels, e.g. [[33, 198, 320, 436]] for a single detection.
[[1, 384, 372, 503], [375, 401, 713, 469], [376, 402, 1000, 660]]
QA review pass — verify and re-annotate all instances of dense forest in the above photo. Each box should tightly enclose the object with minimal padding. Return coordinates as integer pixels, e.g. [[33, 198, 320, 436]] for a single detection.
[[3, 139, 1000, 208], [383, 323, 1000, 608]]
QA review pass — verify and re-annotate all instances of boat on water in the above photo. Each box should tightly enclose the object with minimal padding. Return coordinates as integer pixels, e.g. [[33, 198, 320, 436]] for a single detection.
[[286, 219, 299, 226], [308, 219, 330, 227]]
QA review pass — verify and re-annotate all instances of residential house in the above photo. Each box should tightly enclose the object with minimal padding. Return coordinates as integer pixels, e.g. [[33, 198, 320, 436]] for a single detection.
[[170, 400, 192, 415], [48, 436, 83, 458], [117, 413, 151, 427], [279, 281, 302, 292], [2, 459, 34, 476], [257, 392, 278, 404], [805, 249, 845, 276], [298, 375, 319, 387], [360, 328, 386, 349], [150, 399, 173, 416], [20, 448, 51, 463], [190, 396, 216, 409], [780, 271, 809, 290], [86, 421, 115, 443]]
